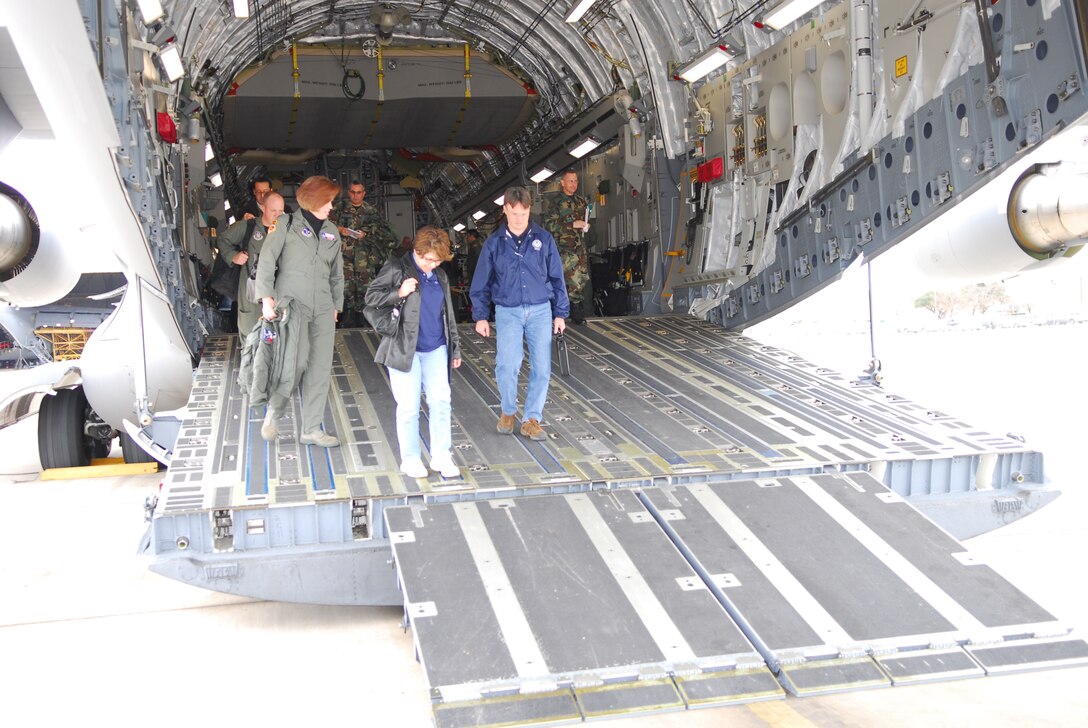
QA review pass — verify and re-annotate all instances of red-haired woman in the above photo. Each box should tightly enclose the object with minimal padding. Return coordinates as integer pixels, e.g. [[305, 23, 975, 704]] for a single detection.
[[254, 175, 344, 447]]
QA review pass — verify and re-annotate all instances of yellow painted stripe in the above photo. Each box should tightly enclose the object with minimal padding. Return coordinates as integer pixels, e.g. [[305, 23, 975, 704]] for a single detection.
[[40, 462, 159, 480], [445, 45, 471, 144], [747, 700, 820, 728], [363, 46, 385, 145], [284, 44, 301, 146]]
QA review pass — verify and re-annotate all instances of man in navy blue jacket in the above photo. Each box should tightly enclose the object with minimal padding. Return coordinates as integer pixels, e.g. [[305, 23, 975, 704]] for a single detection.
[[469, 186, 569, 441]]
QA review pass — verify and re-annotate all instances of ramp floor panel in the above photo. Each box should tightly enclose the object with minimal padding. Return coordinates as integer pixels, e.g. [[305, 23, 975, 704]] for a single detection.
[[643, 473, 1067, 654], [160, 318, 1043, 514], [388, 472, 1087, 724], [385, 489, 764, 698]]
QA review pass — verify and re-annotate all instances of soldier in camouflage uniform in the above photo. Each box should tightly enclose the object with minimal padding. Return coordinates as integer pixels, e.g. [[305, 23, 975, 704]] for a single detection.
[[334, 181, 399, 325], [544, 170, 593, 323]]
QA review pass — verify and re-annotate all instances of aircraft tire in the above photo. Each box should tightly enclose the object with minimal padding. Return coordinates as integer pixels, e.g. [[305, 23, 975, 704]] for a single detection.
[[121, 432, 158, 465], [37, 388, 92, 469]]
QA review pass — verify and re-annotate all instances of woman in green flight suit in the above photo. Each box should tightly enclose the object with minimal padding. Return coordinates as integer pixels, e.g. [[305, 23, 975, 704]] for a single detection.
[[254, 175, 345, 448]]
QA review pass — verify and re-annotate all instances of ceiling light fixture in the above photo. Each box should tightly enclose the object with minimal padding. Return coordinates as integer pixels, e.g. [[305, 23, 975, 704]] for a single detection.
[[223, 199, 231, 211], [232, 0, 250, 19], [209, 172, 223, 188], [564, 0, 597, 24], [204, 142, 214, 162], [674, 45, 733, 83], [453, 223, 466, 232], [158, 42, 185, 82], [567, 136, 601, 159], [529, 166, 556, 184], [371, 4, 412, 46], [472, 210, 487, 220], [135, 0, 165, 24], [494, 195, 505, 206], [763, 0, 824, 30]]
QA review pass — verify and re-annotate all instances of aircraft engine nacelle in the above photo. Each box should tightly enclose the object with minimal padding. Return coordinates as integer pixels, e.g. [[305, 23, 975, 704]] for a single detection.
[[1008, 166, 1088, 258], [907, 141, 1088, 283], [0, 185, 83, 307]]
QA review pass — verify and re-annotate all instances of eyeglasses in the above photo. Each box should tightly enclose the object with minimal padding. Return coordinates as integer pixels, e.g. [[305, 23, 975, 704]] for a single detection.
[[420, 256, 442, 265]]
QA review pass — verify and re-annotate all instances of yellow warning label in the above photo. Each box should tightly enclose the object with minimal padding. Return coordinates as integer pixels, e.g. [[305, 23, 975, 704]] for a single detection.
[[895, 55, 908, 78]]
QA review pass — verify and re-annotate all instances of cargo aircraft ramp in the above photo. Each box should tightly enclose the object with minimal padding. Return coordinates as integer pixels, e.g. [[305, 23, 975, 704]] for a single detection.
[[386, 472, 1088, 726], [144, 315, 1087, 724], [156, 316, 1051, 522], [146, 315, 1088, 722]]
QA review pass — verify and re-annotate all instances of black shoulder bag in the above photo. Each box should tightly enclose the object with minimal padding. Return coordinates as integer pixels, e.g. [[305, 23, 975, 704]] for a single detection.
[[363, 270, 405, 337], [208, 219, 257, 299]]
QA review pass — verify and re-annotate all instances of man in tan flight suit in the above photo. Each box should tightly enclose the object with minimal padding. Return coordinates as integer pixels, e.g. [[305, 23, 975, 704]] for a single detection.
[[220, 192, 284, 336]]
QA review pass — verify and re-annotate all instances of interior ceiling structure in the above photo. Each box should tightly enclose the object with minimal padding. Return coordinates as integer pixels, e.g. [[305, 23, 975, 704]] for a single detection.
[[162, 0, 765, 216], [222, 47, 538, 150]]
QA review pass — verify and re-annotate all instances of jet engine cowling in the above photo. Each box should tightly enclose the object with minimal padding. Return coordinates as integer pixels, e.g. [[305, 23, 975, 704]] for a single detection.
[[0, 182, 83, 307]]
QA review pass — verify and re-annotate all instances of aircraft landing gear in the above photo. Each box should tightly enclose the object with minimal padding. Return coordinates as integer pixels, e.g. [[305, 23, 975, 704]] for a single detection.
[[120, 431, 157, 464], [37, 387, 111, 469]]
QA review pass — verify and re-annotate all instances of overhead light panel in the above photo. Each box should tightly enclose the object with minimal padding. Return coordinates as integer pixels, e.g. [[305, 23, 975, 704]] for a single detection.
[[158, 42, 185, 82], [529, 166, 556, 184], [453, 223, 466, 232], [472, 210, 487, 220], [227, 215, 236, 225], [763, 0, 824, 30], [136, 0, 164, 24], [564, 0, 597, 24], [204, 142, 214, 162], [494, 195, 505, 206], [209, 172, 223, 188], [223, 200, 231, 211], [568, 136, 601, 159], [232, 0, 250, 18], [675, 45, 733, 83]]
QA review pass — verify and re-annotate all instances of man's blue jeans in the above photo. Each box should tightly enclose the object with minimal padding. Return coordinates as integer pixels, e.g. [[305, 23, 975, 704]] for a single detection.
[[387, 346, 451, 461], [495, 303, 552, 421]]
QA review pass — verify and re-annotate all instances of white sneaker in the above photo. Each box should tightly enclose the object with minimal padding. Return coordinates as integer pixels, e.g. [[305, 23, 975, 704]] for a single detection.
[[400, 457, 427, 479], [429, 452, 461, 479]]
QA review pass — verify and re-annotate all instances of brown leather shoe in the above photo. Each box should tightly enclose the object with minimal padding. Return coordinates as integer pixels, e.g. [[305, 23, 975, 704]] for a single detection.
[[519, 418, 547, 441], [496, 414, 517, 434]]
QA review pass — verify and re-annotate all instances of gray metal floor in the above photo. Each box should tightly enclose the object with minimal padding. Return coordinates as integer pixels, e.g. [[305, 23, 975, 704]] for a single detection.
[[160, 317, 1042, 513], [387, 472, 1088, 726]]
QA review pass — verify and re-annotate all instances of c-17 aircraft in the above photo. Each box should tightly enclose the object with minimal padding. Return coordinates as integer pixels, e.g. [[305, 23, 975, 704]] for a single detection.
[[2, 0, 1088, 724]]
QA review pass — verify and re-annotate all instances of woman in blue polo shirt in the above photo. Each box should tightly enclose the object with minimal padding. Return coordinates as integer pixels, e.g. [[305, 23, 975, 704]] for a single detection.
[[366, 226, 463, 479]]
